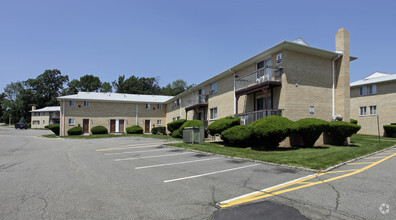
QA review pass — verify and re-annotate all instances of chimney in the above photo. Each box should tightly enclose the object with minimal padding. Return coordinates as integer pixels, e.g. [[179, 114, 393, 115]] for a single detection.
[[32, 106, 36, 111], [334, 28, 350, 122]]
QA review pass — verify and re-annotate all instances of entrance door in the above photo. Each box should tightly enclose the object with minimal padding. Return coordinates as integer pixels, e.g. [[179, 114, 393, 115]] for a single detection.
[[83, 119, 89, 134], [144, 120, 150, 133], [119, 120, 125, 133], [110, 120, 116, 133]]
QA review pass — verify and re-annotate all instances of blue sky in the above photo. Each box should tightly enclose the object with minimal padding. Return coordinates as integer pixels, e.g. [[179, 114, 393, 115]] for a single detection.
[[0, 0, 395, 92]]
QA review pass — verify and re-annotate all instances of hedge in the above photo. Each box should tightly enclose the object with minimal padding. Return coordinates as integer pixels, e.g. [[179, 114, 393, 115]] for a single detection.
[[167, 119, 187, 133], [152, 127, 166, 135], [126, 125, 143, 134], [172, 120, 204, 138], [350, 119, 358, 124], [90, 126, 108, 134], [294, 118, 329, 147], [221, 125, 252, 147], [325, 121, 361, 145], [207, 116, 240, 136], [384, 125, 396, 137], [27, 122, 31, 128], [250, 115, 297, 149], [46, 124, 60, 135], [67, 126, 83, 136]]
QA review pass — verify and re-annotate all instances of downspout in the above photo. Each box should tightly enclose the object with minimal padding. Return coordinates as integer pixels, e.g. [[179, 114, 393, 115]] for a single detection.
[[332, 54, 341, 120], [62, 100, 65, 136], [136, 102, 138, 125], [229, 69, 236, 115]]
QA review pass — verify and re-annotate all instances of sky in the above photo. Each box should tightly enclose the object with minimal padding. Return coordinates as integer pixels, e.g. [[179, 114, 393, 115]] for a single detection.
[[1, 0, 395, 92]]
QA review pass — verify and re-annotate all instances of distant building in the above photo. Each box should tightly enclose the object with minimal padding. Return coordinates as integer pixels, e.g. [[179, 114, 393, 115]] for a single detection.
[[350, 72, 396, 135], [30, 106, 60, 128]]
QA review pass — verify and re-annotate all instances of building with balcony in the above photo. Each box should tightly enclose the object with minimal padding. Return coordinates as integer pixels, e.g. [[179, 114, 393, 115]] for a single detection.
[[30, 106, 61, 128], [350, 72, 396, 135]]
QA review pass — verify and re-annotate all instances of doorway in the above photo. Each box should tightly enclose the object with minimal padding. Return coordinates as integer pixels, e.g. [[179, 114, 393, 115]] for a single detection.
[[144, 120, 150, 133], [110, 119, 125, 133], [83, 119, 89, 134]]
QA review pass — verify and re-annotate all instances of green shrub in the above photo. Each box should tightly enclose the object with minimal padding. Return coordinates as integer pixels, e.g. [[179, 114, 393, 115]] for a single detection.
[[207, 116, 240, 136], [90, 126, 108, 134], [172, 120, 204, 138], [167, 119, 187, 133], [325, 121, 361, 145], [46, 124, 60, 135], [151, 127, 166, 135], [350, 119, 358, 124], [126, 125, 143, 134], [221, 125, 252, 147], [250, 115, 296, 149], [67, 126, 82, 136], [294, 118, 329, 147], [384, 125, 396, 137], [27, 122, 31, 128]]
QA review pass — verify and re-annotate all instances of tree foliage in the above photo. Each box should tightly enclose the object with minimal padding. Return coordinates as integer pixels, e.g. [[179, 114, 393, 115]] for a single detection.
[[112, 75, 161, 95], [62, 74, 112, 95], [160, 79, 191, 96]]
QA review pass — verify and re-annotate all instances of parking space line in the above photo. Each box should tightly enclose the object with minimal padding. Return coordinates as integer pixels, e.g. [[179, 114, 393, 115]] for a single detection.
[[326, 169, 358, 173], [96, 143, 163, 152], [164, 164, 260, 183], [347, 162, 374, 165], [363, 156, 386, 159], [135, 157, 222, 169], [104, 148, 168, 156], [115, 152, 195, 161]]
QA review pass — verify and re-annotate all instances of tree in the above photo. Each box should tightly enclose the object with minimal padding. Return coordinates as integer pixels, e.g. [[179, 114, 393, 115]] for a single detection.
[[2, 82, 33, 124], [78, 74, 102, 92], [112, 75, 161, 95], [160, 79, 191, 96], [100, 82, 112, 93], [0, 93, 6, 122]]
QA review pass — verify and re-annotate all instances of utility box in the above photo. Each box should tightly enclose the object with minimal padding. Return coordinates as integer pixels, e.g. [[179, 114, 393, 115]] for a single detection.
[[183, 126, 205, 144]]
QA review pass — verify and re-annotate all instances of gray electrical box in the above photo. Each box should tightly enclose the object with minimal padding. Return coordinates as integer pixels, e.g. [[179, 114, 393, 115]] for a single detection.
[[183, 126, 205, 144]]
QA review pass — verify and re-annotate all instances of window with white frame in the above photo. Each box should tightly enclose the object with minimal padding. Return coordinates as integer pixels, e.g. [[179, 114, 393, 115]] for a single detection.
[[33, 112, 40, 116], [68, 118, 75, 125], [210, 82, 218, 94], [210, 107, 218, 120], [359, 107, 367, 116], [69, 100, 75, 106], [157, 104, 162, 110], [33, 120, 40, 125], [369, 105, 377, 115], [172, 117, 176, 121], [368, 85, 377, 95], [359, 86, 367, 96], [83, 101, 90, 107], [146, 104, 151, 109], [177, 116, 180, 120], [157, 120, 162, 125]]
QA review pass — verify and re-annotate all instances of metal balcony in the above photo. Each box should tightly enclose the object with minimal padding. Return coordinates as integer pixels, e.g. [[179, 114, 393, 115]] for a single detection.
[[236, 109, 283, 125]]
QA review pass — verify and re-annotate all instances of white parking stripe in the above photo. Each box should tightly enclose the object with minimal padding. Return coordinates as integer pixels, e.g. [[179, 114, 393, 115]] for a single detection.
[[115, 152, 195, 161], [135, 157, 222, 169], [97, 144, 163, 152], [164, 164, 260, 183], [104, 148, 168, 156]]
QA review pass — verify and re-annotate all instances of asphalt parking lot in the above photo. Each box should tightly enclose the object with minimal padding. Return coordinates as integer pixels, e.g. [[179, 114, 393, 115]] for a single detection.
[[1, 127, 395, 219]]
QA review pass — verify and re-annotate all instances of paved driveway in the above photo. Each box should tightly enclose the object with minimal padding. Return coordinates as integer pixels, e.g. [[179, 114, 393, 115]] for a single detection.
[[0, 127, 312, 219]]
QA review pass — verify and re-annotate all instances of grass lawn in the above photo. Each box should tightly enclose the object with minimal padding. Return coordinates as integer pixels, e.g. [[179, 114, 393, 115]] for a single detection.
[[168, 134, 395, 170], [42, 133, 181, 141]]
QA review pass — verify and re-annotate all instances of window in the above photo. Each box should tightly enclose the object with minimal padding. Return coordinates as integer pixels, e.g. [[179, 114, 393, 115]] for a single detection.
[[369, 106, 377, 115], [69, 101, 75, 106], [33, 120, 40, 125], [210, 108, 218, 120], [43, 120, 45, 124], [177, 99, 181, 106], [359, 107, 367, 116], [33, 112, 40, 116], [359, 86, 367, 96], [368, 85, 377, 95], [68, 118, 75, 125], [157, 120, 162, 125], [146, 104, 151, 109], [210, 82, 218, 94], [157, 104, 162, 110], [83, 101, 90, 107], [177, 116, 180, 120]]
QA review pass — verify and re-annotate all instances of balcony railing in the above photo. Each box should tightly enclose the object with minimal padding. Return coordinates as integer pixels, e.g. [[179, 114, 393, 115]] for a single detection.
[[236, 109, 283, 125], [185, 95, 209, 109], [171, 105, 180, 110], [235, 67, 281, 91], [49, 114, 60, 119]]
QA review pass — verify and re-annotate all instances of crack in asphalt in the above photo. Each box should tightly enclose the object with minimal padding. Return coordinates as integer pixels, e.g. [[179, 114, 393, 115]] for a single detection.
[[38, 196, 48, 220], [314, 176, 340, 211]]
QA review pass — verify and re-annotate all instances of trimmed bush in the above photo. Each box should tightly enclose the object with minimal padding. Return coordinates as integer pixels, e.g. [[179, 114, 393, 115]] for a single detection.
[[90, 126, 108, 134], [207, 116, 240, 136], [27, 122, 31, 128], [294, 118, 329, 147], [350, 119, 358, 124], [384, 125, 396, 137], [250, 115, 297, 149], [325, 121, 361, 145], [221, 125, 252, 147], [126, 125, 143, 134], [152, 127, 166, 135], [172, 120, 204, 138], [46, 124, 60, 135], [67, 126, 83, 136], [167, 119, 187, 133]]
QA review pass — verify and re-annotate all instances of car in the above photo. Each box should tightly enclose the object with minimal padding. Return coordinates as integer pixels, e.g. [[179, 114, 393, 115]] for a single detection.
[[15, 122, 28, 129]]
